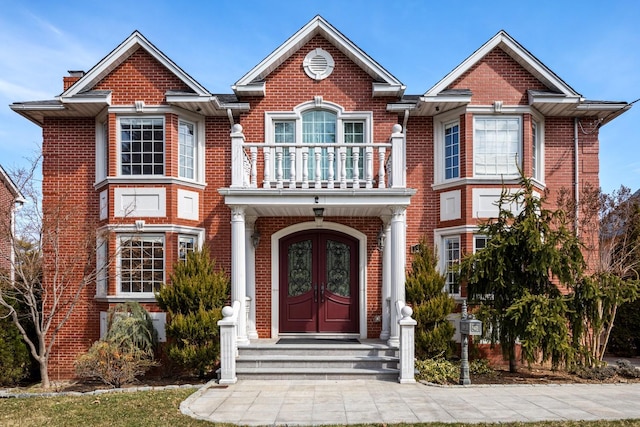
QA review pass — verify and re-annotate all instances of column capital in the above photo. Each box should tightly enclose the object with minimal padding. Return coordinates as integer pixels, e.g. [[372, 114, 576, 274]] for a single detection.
[[231, 205, 246, 221], [389, 205, 406, 218]]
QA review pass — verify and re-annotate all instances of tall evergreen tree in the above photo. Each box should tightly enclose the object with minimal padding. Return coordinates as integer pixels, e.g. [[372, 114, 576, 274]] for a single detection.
[[155, 248, 230, 377], [405, 241, 456, 359], [460, 172, 584, 372]]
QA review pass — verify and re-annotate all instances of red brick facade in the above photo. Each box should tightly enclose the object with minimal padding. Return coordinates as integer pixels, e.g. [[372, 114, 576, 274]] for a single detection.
[[11, 19, 627, 379]]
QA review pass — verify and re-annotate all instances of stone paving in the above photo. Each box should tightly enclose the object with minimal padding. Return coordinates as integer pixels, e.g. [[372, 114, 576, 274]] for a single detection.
[[181, 379, 640, 425]]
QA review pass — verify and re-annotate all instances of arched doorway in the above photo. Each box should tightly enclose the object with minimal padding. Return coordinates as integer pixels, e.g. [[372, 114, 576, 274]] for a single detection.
[[279, 229, 359, 333]]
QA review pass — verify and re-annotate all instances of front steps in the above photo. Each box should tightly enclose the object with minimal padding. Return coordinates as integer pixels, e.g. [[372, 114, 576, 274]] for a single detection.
[[235, 339, 399, 380]]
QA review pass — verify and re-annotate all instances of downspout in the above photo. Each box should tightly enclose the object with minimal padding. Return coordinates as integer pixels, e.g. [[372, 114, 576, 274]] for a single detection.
[[574, 118, 579, 236], [227, 108, 235, 127], [402, 109, 409, 135]]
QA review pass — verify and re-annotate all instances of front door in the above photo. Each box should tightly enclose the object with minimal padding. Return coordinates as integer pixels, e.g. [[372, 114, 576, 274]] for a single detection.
[[279, 230, 359, 333]]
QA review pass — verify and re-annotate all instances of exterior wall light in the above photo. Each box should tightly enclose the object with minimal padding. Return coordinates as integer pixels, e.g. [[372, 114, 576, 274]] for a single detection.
[[313, 207, 324, 226]]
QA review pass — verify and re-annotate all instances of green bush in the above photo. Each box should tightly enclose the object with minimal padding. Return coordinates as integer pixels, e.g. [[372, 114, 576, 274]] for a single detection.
[[405, 241, 456, 359], [469, 358, 494, 375], [75, 302, 158, 388], [415, 359, 458, 384], [155, 248, 230, 377], [0, 317, 30, 386]]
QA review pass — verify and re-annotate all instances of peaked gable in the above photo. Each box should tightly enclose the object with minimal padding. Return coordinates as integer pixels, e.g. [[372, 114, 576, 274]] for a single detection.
[[233, 15, 405, 97], [62, 31, 210, 98], [0, 165, 25, 204], [425, 30, 580, 98]]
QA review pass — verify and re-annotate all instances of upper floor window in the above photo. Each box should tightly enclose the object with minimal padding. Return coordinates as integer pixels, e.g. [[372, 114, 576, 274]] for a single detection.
[[270, 105, 369, 183], [474, 116, 521, 177], [532, 120, 544, 182], [178, 120, 196, 180], [444, 122, 460, 180], [120, 118, 164, 176], [118, 234, 164, 295]]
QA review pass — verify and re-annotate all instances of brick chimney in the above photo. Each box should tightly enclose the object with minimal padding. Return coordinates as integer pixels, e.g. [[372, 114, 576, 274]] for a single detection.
[[63, 70, 85, 91]]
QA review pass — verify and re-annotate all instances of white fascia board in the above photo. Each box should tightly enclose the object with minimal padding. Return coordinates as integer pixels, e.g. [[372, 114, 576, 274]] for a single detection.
[[63, 31, 210, 98], [61, 92, 112, 105], [575, 103, 630, 112], [425, 31, 580, 98], [420, 93, 473, 104], [234, 16, 403, 93], [386, 103, 417, 112], [529, 92, 582, 105]]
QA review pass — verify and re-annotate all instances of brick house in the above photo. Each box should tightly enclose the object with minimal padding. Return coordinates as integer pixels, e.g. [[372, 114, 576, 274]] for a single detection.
[[11, 16, 630, 380], [0, 165, 25, 283]]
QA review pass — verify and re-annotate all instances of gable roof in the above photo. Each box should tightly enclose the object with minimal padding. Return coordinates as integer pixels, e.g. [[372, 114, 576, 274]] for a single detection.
[[425, 30, 580, 98], [0, 165, 25, 205], [233, 15, 405, 97], [414, 30, 630, 122], [11, 31, 248, 124], [63, 31, 209, 97]]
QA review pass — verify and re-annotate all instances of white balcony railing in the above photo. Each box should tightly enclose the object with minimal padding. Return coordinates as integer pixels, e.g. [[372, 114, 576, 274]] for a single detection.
[[230, 124, 406, 190]]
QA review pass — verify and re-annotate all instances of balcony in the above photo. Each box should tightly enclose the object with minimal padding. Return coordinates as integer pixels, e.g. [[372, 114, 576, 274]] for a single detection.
[[221, 124, 415, 218]]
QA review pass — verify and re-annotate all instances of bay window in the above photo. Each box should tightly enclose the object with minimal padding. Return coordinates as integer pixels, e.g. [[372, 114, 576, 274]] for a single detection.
[[178, 120, 196, 180], [444, 121, 460, 180], [118, 235, 164, 295], [120, 118, 164, 176], [178, 235, 197, 262], [474, 116, 521, 177]]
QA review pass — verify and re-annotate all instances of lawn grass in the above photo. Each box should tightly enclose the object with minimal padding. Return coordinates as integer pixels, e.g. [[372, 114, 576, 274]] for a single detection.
[[0, 388, 639, 427]]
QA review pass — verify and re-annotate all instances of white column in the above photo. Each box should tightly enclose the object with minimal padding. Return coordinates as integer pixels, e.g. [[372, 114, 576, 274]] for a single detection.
[[398, 305, 417, 384], [379, 216, 391, 341], [387, 206, 407, 348], [231, 206, 249, 345], [245, 216, 259, 340], [390, 124, 406, 188]]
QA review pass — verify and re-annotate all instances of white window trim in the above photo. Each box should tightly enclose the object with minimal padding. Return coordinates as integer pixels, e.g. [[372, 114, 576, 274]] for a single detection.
[[177, 109, 205, 184], [117, 116, 165, 177], [178, 233, 202, 262], [116, 234, 165, 298], [531, 114, 545, 186], [265, 100, 373, 182], [95, 224, 205, 302], [434, 108, 463, 185], [473, 115, 522, 179], [434, 226, 478, 300], [95, 117, 108, 182]]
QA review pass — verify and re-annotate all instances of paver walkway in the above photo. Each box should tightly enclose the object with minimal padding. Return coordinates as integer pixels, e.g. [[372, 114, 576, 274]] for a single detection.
[[181, 379, 640, 425]]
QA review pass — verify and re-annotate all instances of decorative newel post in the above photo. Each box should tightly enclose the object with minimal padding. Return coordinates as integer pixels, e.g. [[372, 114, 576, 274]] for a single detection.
[[218, 305, 238, 384], [398, 305, 417, 384], [459, 300, 482, 385]]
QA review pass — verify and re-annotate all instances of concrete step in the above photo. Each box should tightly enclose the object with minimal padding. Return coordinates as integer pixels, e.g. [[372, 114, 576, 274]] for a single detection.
[[235, 339, 399, 380]]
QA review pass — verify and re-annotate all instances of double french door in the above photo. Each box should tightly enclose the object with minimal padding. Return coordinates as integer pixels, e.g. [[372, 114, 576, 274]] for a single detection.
[[279, 230, 359, 333]]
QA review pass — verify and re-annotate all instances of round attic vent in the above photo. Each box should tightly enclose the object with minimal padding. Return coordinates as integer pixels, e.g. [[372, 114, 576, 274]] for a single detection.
[[303, 48, 334, 81]]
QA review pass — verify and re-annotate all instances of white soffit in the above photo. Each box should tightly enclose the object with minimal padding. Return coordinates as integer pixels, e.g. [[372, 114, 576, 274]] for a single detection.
[[424, 30, 581, 99], [62, 31, 210, 98], [233, 15, 405, 97]]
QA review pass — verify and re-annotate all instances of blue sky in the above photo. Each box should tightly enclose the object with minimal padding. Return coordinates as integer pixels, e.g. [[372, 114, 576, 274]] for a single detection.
[[1, 0, 638, 194]]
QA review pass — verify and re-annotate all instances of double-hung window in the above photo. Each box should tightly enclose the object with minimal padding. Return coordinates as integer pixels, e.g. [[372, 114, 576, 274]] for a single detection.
[[444, 236, 461, 295], [474, 116, 521, 177], [178, 120, 196, 180], [118, 235, 164, 295], [444, 122, 460, 180], [120, 118, 164, 175]]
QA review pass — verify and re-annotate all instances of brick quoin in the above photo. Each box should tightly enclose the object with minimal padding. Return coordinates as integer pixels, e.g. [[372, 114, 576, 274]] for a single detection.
[[12, 24, 625, 379]]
